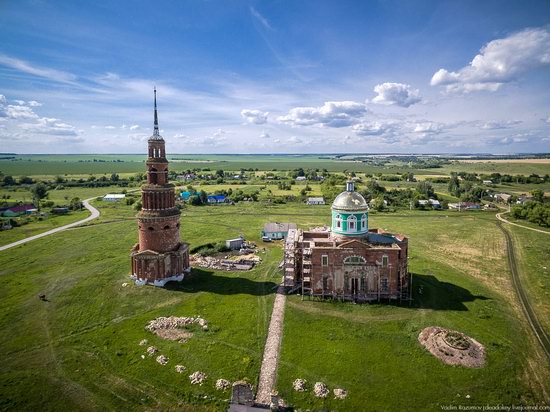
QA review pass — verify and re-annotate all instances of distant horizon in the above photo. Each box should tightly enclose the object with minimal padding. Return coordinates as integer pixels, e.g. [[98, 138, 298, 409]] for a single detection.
[[3, 152, 550, 157]]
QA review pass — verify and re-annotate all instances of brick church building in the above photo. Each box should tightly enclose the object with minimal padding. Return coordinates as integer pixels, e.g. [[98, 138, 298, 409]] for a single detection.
[[284, 180, 410, 302], [130, 89, 190, 286]]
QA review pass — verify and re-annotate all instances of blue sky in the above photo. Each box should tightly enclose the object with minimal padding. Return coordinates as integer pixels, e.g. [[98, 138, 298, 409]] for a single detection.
[[0, 0, 549, 154]]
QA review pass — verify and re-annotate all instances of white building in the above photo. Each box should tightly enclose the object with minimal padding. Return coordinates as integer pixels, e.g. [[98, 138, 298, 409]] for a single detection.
[[103, 194, 126, 202], [307, 197, 325, 205]]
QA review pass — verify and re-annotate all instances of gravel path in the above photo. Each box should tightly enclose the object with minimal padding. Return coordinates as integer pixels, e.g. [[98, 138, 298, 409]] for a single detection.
[[0, 197, 100, 252], [255, 285, 287, 406]]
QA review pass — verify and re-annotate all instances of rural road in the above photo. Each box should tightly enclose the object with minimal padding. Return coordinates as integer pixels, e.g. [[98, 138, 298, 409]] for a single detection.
[[497, 220, 550, 360], [496, 212, 550, 235], [0, 197, 100, 252]]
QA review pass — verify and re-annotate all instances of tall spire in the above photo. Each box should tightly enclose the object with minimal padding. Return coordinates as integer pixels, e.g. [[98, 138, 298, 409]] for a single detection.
[[153, 87, 160, 138]]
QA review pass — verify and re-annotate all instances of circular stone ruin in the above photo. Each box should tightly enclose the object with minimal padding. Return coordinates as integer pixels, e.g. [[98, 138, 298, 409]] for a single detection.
[[418, 326, 486, 368]]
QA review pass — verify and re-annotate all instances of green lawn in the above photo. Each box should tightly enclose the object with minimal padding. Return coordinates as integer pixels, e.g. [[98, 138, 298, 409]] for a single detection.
[[508, 226, 550, 337], [0, 202, 548, 411], [0, 210, 89, 247]]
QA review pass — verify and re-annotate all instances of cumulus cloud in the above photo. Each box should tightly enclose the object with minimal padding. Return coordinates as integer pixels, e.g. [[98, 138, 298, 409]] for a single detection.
[[260, 131, 270, 139], [241, 109, 269, 124], [353, 121, 396, 137], [130, 124, 140, 130], [278, 101, 367, 127], [413, 122, 445, 134], [105, 125, 116, 129], [431, 26, 550, 93], [129, 133, 148, 142], [372, 83, 421, 107], [19, 117, 79, 136], [173, 133, 188, 139]]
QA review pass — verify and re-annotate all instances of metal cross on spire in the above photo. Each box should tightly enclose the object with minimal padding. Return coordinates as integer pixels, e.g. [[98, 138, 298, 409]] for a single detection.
[[153, 87, 160, 138]]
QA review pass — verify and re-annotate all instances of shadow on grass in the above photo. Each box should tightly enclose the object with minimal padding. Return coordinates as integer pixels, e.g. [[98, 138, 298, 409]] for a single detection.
[[164, 268, 278, 296], [410, 273, 489, 311]]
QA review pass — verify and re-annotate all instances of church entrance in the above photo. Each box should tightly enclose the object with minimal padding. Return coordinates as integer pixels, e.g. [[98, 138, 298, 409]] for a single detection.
[[351, 278, 359, 296]]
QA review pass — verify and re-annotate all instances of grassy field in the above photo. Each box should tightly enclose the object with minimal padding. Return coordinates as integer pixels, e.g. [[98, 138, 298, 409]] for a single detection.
[[0, 210, 89, 247], [508, 226, 550, 337], [0, 199, 549, 411], [3, 154, 548, 177], [277, 211, 550, 410]]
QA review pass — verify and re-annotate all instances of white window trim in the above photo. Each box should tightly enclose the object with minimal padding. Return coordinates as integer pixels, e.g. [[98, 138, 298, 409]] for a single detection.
[[347, 215, 357, 232]]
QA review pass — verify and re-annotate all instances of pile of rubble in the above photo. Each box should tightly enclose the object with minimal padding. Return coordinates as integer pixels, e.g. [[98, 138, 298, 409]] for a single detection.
[[215, 379, 231, 391], [145, 316, 208, 341], [309, 226, 330, 232], [175, 365, 186, 373], [156, 355, 169, 365], [146, 346, 158, 356], [313, 382, 329, 398], [189, 371, 207, 385], [333, 388, 348, 400], [139, 339, 148, 346], [292, 378, 307, 392], [190, 253, 262, 271]]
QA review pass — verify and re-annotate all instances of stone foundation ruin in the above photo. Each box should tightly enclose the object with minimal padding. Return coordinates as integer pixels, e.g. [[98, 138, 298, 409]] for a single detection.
[[418, 326, 486, 368]]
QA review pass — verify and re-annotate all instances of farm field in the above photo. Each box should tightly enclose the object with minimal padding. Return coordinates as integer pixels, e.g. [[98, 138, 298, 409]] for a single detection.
[[2, 154, 549, 177], [0, 200, 549, 411]]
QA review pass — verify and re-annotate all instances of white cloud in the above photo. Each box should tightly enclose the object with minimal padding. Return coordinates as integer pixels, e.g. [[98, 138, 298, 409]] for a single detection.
[[278, 101, 367, 127], [287, 136, 304, 144], [129, 133, 148, 142], [250, 7, 273, 30], [372, 83, 421, 107], [27, 100, 42, 107], [241, 109, 269, 124], [0, 54, 77, 84], [130, 124, 140, 130], [413, 122, 445, 134], [19, 117, 79, 136], [3, 105, 39, 119], [260, 131, 270, 139], [173, 133, 188, 139], [480, 120, 522, 130], [105, 125, 116, 129], [431, 26, 550, 93]]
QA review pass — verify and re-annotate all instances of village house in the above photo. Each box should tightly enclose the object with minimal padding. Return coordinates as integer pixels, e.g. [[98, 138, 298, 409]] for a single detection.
[[448, 202, 481, 210], [494, 193, 511, 203], [207, 195, 226, 204], [306, 197, 326, 205], [283, 180, 410, 303], [262, 222, 297, 240], [295, 176, 307, 182], [103, 193, 126, 202]]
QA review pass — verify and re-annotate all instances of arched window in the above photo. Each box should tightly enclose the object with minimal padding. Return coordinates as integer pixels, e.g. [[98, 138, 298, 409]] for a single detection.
[[163, 225, 170, 230], [335, 214, 342, 229], [148, 226, 155, 231], [347, 215, 357, 231], [150, 167, 158, 184], [361, 213, 367, 230], [343, 256, 366, 265]]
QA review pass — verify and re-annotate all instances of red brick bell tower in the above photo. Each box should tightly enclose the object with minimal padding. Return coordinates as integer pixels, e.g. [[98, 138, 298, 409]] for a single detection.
[[130, 88, 190, 286]]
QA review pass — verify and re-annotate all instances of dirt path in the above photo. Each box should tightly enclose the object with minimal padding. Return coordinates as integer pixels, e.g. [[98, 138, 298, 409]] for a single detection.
[[496, 212, 550, 235], [497, 221, 550, 360], [0, 198, 100, 252], [255, 285, 286, 406]]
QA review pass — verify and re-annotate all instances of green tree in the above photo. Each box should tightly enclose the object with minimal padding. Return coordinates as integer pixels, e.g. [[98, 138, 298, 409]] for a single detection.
[[2, 175, 15, 186], [31, 182, 49, 211]]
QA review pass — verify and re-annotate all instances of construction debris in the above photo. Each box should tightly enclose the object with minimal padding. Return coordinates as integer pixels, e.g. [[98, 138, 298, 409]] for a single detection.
[[156, 355, 169, 365], [189, 371, 207, 385], [139, 339, 148, 346], [334, 388, 348, 399], [190, 252, 261, 271], [122, 282, 129, 287], [216, 379, 231, 391], [175, 365, 186, 373], [146, 346, 158, 356], [313, 382, 329, 398], [145, 316, 208, 341], [292, 378, 308, 392]]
